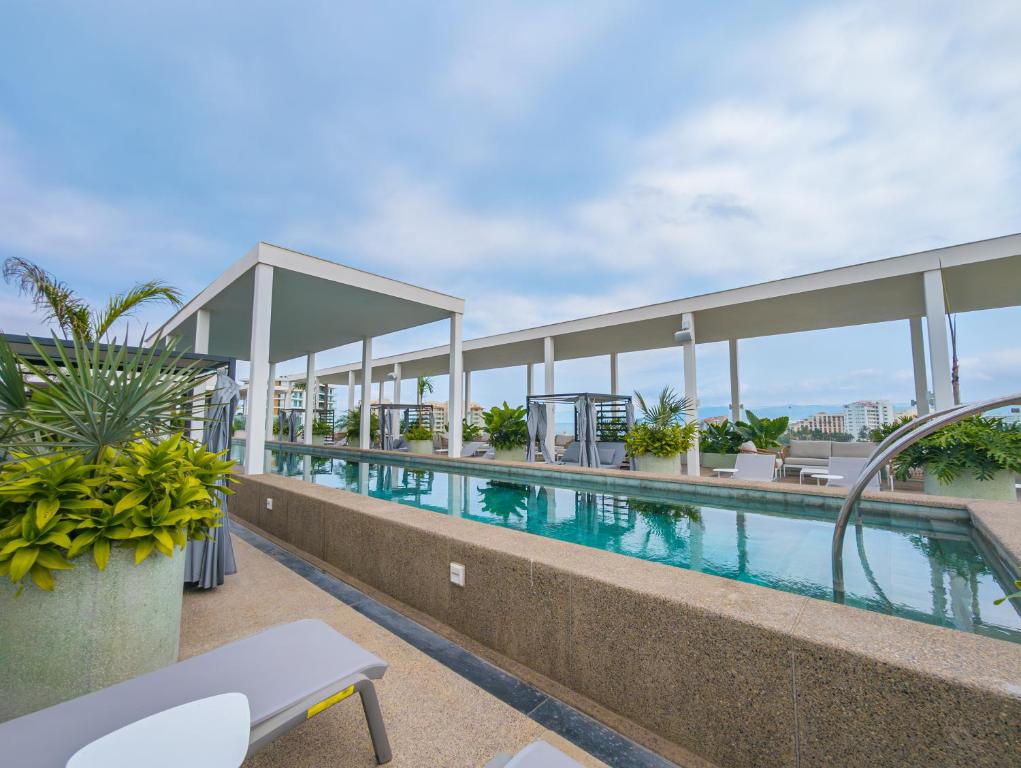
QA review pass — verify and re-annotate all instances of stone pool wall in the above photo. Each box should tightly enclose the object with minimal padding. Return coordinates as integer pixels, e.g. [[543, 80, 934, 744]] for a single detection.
[[232, 472, 1021, 768]]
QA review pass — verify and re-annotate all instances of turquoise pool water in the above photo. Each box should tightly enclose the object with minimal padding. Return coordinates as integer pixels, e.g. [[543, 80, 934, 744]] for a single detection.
[[237, 446, 1021, 643]]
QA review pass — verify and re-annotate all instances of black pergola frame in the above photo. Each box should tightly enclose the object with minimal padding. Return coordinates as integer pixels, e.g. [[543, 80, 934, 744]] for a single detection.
[[525, 392, 632, 442]]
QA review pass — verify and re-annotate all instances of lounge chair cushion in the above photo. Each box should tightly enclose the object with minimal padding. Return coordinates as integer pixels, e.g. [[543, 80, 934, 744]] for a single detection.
[[784, 456, 829, 469], [597, 442, 625, 468], [0, 620, 386, 767], [560, 442, 581, 464]]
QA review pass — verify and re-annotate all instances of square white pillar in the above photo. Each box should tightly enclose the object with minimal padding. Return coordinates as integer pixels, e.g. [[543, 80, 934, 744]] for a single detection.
[[923, 270, 953, 411], [448, 313, 464, 458], [909, 317, 929, 416], [681, 313, 700, 476], [610, 352, 619, 395], [244, 263, 273, 474], [464, 370, 472, 418], [526, 363, 533, 397], [543, 336, 555, 449], [347, 370, 356, 415], [393, 363, 402, 405], [728, 339, 741, 423], [265, 362, 276, 441], [360, 337, 373, 449], [377, 378, 384, 406], [304, 352, 317, 445], [190, 308, 211, 443]]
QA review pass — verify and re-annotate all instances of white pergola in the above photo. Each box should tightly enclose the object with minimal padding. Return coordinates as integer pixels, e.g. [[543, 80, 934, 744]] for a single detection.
[[149, 242, 465, 473], [283, 234, 1021, 475]]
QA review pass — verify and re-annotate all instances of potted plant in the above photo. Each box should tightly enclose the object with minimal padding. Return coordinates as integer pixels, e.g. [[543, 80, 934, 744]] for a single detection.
[[405, 424, 434, 454], [483, 402, 528, 462], [343, 407, 379, 446], [734, 411, 789, 453], [462, 419, 483, 443], [624, 387, 697, 475], [698, 420, 742, 469], [893, 416, 1021, 501], [0, 336, 233, 720], [310, 417, 333, 445]]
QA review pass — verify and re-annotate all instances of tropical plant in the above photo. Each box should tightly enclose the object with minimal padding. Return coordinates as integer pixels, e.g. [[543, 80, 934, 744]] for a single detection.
[[624, 387, 696, 458], [476, 480, 528, 518], [416, 376, 434, 405], [892, 416, 1021, 484], [311, 418, 333, 436], [699, 420, 743, 454], [3, 257, 183, 343], [461, 419, 482, 442], [868, 414, 914, 443], [597, 416, 627, 442], [995, 580, 1021, 606], [405, 424, 433, 441], [343, 407, 379, 443], [734, 410, 789, 450], [482, 402, 528, 450]]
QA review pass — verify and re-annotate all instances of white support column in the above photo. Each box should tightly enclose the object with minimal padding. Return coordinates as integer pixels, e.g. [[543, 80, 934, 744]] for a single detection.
[[610, 352, 619, 395], [392, 363, 402, 405], [377, 378, 384, 406], [543, 336, 555, 449], [682, 313, 700, 476], [909, 317, 929, 416], [304, 352, 317, 445], [728, 339, 741, 423], [448, 313, 464, 459], [265, 362, 276, 441], [526, 363, 534, 397], [360, 337, 373, 449], [464, 370, 472, 418], [190, 308, 211, 443], [923, 270, 953, 411], [347, 370, 356, 415], [244, 264, 273, 474]]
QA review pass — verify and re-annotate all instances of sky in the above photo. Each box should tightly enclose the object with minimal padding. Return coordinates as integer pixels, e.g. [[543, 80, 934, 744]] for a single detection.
[[1, 0, 1019, 412]]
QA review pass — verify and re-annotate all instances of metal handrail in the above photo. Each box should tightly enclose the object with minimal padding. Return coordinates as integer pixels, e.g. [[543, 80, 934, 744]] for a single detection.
[[831, 391, 1021, 602]]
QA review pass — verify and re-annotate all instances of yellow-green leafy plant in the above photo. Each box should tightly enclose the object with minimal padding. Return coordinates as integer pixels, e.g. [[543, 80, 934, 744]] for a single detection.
[[624, 387, 697, 458], [0, 435, 232, 592]]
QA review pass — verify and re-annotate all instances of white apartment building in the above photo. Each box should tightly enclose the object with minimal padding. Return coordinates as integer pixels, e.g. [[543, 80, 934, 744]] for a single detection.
[[791, 411, 847, 435], [843, 400, 896, 438], [426, 401, 484, 434]]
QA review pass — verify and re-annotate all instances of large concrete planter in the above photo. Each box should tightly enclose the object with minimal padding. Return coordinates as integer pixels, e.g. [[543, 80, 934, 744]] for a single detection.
[[408, 439, 434, 455], [0, 546, 186, 722], [494, 446, 525, 462], [634, 453, 681, 474], [923, 469, 1017, 501], [701, 452, 737, 470]]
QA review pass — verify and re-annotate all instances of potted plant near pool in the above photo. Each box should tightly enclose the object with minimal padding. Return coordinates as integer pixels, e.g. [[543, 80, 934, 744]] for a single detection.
[[893, 415, 1021, 501], [405, 424, 434, 454], [698, 419, 743, 470], [0, 336, 234, 721], [310, 417, 333, 445], [483, 402, 528, 462], [625, 387, 697, 474], [733, 410, 789, 454]]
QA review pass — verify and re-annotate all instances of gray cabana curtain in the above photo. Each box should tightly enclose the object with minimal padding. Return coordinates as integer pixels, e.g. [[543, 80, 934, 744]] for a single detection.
[[586, 396, 600, 465], [288, 410, 299, 443], [526, 401, 553, 463], [277, 409, 288, 441], [185, 373, 239, 589], [380, 405, 394, 450], [574, 396, 599, 467], [626, 398, 635, 431]]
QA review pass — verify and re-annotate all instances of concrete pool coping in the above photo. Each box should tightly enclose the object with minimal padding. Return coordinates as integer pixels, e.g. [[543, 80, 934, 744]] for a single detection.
[[232, 469, 1021, 768]]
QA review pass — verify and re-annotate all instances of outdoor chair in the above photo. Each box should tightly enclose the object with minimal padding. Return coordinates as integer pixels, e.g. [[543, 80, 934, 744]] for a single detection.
[[461, 441, 487, 457], [727, 453, 777, 482], [558, 441, 581, 465], [826, 456, 880, 490], [596, 441, 626, 469], [0, 619, 392, 766], [485, 739, 583, 767]]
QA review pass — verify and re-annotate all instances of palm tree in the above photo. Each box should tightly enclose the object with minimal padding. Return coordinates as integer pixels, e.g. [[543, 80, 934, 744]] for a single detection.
[[416, 375, 434, 405], [3, 257, 183, 342]]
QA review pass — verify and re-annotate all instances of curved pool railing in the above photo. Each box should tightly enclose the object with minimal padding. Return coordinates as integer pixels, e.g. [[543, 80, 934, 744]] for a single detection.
[[831, 391, 1021, 603]]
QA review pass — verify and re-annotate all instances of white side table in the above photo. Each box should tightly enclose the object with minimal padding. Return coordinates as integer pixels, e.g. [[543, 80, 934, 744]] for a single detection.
[[714, 468, 738, 478], [810, 473, 843, 486]]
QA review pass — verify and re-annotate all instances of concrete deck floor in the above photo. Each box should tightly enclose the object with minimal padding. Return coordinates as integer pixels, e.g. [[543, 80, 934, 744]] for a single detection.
[[181, 536, 605, 768]]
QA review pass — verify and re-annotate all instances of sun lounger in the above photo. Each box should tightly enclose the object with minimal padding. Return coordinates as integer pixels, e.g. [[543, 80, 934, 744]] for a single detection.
[[485, 739, 584, 767], [0, 619, 392, 766], [729, 452, 777, 482], [827, 456, 880, 490]]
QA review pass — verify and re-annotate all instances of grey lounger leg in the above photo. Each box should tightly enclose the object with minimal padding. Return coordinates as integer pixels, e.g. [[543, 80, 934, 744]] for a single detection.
[[356, 679, 392, 764]]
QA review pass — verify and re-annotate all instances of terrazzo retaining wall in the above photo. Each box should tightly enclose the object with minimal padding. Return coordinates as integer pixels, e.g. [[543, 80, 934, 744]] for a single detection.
[[232, 472, 1021, 768]]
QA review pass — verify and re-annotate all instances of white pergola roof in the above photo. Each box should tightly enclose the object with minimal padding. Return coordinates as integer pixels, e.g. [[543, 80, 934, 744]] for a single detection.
[[150, 242, 464, 364], [287, 233, 1021, 386]]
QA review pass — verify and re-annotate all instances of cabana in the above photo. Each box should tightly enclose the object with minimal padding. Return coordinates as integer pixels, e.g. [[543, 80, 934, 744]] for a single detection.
[[276, 407, 334, 444], [376, 403, 433, 450], [524, 393, 634, 467]]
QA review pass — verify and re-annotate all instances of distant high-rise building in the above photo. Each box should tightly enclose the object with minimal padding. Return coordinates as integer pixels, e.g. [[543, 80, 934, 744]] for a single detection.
[[790, 411, 846, 435], [843, 400, 896, 439]]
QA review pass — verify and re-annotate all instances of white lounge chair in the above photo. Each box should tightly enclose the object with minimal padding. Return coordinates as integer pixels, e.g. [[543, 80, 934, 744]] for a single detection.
[[0, 619, 392, 766], [485, 739, 584, 767], [725, 453, 776, 482], [826, 457, 880, 490]]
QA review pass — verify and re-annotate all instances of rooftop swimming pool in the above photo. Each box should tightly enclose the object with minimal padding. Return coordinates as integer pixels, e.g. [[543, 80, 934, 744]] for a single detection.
[[235, 445, 1021, 643]]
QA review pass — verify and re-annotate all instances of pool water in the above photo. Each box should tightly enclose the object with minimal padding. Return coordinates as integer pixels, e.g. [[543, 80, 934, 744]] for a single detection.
[[239, 446, 1021, 643]]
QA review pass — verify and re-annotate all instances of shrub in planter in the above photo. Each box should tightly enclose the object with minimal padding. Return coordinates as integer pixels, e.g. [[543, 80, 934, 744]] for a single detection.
[[343, 407, 379, 444], [0, 335, 234, 719], [462, 419, 483, 442], [483, 402, 528, 462], [893, 416, 1021, 501], [625, 388, 697, 474], [404, 424, 434, 454], [699, 420, 742, 469], [733, 410, 789, 451]]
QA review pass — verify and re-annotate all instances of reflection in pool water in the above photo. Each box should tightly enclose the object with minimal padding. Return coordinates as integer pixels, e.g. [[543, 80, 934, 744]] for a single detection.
[[240, 446, 1021, 644]]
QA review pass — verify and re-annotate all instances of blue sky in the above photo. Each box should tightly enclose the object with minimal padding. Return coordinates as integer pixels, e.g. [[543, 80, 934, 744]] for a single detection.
[[1, 1, 1019, 411]]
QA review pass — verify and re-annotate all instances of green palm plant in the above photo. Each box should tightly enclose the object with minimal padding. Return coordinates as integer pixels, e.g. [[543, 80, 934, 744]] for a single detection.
[[416, 376, 434, 405], [3, 257, 182, 343], [634, 387, 693, 428]]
